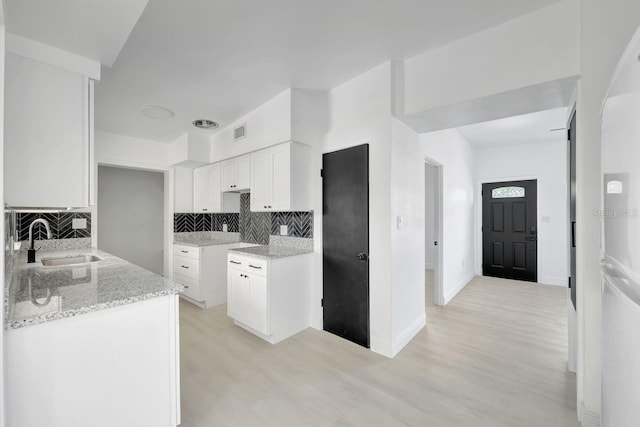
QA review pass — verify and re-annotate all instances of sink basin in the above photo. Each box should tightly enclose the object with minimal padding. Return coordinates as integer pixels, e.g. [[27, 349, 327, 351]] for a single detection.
[[40, 255, 102, 267]]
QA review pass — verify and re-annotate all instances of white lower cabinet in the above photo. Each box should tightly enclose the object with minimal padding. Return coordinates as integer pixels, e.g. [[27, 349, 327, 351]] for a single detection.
[[173, 243, 256, 308], [6, 295, 180, 427], [227, 252, 311, 343]]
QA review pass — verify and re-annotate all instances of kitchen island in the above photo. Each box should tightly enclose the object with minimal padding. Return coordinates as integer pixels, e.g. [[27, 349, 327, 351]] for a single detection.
[[5, 247, 182, 427]]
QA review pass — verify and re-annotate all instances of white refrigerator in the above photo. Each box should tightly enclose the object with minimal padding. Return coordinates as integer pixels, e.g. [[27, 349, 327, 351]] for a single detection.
[[601, 25, 640, 427]]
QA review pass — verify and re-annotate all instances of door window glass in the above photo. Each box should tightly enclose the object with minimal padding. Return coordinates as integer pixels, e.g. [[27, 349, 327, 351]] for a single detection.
[[492, 186, 525, 199]]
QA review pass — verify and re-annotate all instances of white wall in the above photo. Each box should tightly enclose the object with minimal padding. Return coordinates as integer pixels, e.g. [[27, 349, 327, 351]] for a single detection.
[[98, 166, 165, 275], [210, 89, 292, 162], [420, 129, 476, 303], [320, 63, 395, 356], [96, 131, 173, 169], [390, 117, 426, 355], [425, 164, 436, 268], [578, 2, 640, 424], [474, 140, 568, 286], [404, 0, 580, 116]]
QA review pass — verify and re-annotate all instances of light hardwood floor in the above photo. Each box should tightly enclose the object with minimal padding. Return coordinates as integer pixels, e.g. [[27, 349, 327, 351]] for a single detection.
[[179, 271, 578, 426]]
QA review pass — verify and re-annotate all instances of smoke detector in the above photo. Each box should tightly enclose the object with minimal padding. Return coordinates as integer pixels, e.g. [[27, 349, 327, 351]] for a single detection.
[[193, 119, 219, 129]]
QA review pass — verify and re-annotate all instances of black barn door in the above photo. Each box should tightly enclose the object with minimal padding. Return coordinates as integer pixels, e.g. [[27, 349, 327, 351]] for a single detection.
[[482, 180, 538, 282], [322, 144, 370, 348]]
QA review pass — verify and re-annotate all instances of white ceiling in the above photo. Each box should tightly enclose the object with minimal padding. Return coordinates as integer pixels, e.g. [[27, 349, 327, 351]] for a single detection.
[[90, 0, 563, 143], [456, 107, 568, 148], [5, 0, 149, 67]]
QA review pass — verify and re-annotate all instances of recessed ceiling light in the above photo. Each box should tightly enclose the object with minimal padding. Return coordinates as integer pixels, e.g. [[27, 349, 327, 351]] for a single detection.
[[193, 119, 219, 129], [141, 105, 175, 119]]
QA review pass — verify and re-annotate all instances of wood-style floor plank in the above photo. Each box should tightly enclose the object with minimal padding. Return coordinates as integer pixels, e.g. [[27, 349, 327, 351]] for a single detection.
[[179, 271, 578, 426]]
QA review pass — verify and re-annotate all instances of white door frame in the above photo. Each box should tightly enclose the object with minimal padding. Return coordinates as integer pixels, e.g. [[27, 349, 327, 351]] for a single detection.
[[425, 157, 445, 306], [474, 175, 541, 280]]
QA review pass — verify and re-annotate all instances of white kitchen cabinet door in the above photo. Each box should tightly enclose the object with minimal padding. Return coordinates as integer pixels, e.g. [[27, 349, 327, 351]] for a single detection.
[[5, 53, 93, 208], [207, 163, 222, 212], [249, 142, 310, 212], [193, 164, 222, 213], [247, 274, 268, 334], [221, 160, 236, 192], [193, 166, 210, 212], [269, 143, 292, 211], [250, 149, 272, 211], [227, 268, 250, 324], [174, 167, 194, 212], [236, 155, 251, 190]]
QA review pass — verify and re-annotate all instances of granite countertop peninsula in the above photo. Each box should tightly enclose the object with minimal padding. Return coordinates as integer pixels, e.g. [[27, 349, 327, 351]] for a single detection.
[[5, 248, 182, 329], [228, 245, 313, 260]]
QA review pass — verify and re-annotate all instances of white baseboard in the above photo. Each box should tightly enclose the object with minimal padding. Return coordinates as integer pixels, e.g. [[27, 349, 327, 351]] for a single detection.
[[391, 313, 426, 357], [444, 272, 475, 304], [540, 276, 568, 287], [371, 313, 427, 359], [580, 402, 601, 427]]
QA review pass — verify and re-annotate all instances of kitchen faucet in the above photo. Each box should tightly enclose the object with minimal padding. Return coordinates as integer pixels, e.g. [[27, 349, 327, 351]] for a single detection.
[[27, 218, 52, 263]]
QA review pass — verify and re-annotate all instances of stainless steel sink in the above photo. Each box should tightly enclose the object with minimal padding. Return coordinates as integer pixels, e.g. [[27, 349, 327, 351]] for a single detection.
[[40, 255, 102, 267]]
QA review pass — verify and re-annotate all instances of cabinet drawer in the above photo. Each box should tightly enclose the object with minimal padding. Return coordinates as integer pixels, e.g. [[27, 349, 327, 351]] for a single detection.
[[173, 245, 200, 260], [173, 273, 201, 301], [227, 254, 267, 276], [173, 255, 200, 279]]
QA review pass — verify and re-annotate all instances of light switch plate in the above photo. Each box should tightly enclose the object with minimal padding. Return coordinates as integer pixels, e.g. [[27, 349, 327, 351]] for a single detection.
[[72, 218, 87, 229], [222, 224, 228, 232], [280, 224, 288, 235]]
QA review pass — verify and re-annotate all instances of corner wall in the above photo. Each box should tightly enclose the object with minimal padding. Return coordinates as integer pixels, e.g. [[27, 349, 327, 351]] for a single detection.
[[420, 129, 476, 303]]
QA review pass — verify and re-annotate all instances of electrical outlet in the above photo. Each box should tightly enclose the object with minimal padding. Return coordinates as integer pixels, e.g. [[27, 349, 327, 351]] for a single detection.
[[222, 224, 228, 232], [280, 224, 288, 236], [72, 218, 87, 229]]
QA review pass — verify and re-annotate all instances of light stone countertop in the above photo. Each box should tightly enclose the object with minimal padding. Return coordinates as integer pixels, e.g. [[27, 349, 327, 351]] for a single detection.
[[228, 245, 313, 260], [173, 239, 242, 248], [6, 248, 182, 329]]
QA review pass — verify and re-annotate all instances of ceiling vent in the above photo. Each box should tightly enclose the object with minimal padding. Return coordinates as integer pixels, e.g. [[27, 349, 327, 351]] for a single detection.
[[234, 124, 246, 141]]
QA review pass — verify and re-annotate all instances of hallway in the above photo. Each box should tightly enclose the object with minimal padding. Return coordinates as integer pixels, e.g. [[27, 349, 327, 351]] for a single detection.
[[179, 272, 577, 426]]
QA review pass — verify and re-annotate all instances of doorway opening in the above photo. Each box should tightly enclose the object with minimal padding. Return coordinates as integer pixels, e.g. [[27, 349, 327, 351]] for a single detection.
[[481, 179, 538, 282], [97, 165, 165, 275], [425, 158, 444, 305]]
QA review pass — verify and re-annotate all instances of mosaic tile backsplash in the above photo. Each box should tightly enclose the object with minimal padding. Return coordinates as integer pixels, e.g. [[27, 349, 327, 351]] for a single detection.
[[16, 211, 92, 241], [173, 193, 313, 245]]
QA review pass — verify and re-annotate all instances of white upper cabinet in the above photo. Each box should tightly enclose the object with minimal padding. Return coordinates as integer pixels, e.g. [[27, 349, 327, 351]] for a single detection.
[[174, 167, 194, 212], [250, 142, 311, 212], [193, 163, 222, 213], [5, 53, 94, 207], [221, 154, 251, 192]]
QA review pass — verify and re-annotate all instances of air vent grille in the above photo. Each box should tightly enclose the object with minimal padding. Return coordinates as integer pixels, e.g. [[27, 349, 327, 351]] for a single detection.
[[234, 124, 246, 140]]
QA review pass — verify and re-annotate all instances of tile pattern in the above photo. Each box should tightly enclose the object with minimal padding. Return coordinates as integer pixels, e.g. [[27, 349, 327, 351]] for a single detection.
[[174, 194, 312, 243], [174, 212, 240, 233], [271, 212, 313, 238], [16, 212, 92, 241]]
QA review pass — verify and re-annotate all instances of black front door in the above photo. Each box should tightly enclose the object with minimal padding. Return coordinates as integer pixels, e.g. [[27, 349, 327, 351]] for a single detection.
[[322, 144, 370, 348], [569, 112, 577, 310], [482, 180, 538, 282]]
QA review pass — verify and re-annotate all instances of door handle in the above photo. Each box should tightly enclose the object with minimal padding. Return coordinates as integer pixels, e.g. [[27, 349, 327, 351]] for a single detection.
[[525, 237, 537, 242], [571, 221, 576, 248], [356, 253, 369, 262]]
